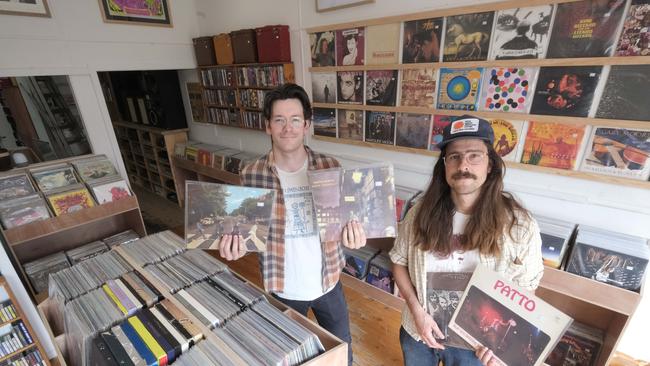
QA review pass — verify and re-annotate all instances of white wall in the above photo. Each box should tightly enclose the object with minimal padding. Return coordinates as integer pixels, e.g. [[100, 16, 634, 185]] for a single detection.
[[0, 0, 202, 359], [193, 0, 650, 361]]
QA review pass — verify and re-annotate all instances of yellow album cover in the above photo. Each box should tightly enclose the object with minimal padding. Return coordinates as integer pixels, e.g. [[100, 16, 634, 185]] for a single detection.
[[366, 23, 400, 65], [489, 119, 525, 162], [521, 121, 587, 170], [47, 188, 96, 216]]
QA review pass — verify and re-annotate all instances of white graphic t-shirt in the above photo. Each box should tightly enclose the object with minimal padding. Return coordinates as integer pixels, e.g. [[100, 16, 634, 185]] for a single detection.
[[425, 212, 480, 273], [275, 159, 329, 300]]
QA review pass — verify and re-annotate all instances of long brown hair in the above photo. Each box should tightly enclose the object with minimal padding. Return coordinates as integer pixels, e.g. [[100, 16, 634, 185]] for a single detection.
[[412, 141, 529, 257]]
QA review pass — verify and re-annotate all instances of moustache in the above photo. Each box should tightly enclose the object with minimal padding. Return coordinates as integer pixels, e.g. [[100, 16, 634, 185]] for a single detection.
[[452, 171, 477, 180]]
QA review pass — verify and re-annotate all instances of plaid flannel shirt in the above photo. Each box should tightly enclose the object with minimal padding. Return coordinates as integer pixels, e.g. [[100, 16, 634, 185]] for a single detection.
[[389, 203, 544, 343], [240, 146, 344, 294]]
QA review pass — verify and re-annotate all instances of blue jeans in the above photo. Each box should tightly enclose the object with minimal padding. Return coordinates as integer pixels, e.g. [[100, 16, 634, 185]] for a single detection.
[[273, 281, 353, 366], [400, 326, 482, 366]]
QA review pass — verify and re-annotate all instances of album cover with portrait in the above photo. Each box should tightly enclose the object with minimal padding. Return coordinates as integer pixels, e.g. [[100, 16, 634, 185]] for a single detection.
[[366, 23, 400, 64], [427, 272, 473, 350], [443, 11, 495, 62], [336, 27, 365, 66], [529, 66, 602, 117], [521, 121, 588, 170], [596, 65, 650, 121], [311, 72, 337, 104], [313, 108, 337, 138], [437, 68, 484, 111], [395, 113, 432, 150], [310, 31, 336, 67], [449, 265, 572, 366], [546, 0, 626, 58], [402, 17, 443, 63], [489, 119, 526, 162], [615, 0, 650, 56], [429, 115, 458, 151], [580, 127, 650, 181], [337, 71, 364, 105], [489, 5, 554, 60], [479, 67, 537, 114], [365, 70, 398, 106], [337, 109, 364, 141], [400, 68, 437, 108], [365, 111, 396, 145]]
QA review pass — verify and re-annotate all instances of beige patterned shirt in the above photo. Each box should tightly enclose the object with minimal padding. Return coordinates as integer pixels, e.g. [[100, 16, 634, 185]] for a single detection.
[[389, 203, 544, 342]]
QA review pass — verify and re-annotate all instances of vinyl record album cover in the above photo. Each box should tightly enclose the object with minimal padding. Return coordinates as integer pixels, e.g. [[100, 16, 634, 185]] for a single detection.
[[337, 71, 364, 104], [429, 115, 458, 151], [336, 27, 365, 66], [449, 265, 572, 366], [596, 65, 650, 121], [30, 165, 79, 192], [91, 179, 132, 204], [0, 194, 51, 229], [366, 23, 400, 64], [545, 322, 603, 366], [365, 70, 398, 106], [489, 5, 554, 60], [185, 181, 275, 252], [311, 72, 337, 104], [480, 67, 537, 113], [0, 173, 35, 201], [443, 12, 495, 62], [313, 108, 337, 138], [521, 121, 588, 170], [615, 0, 650, 56], [337, 109, 363, 141], [489, 119, 526, 162], [365, 111, 396, 145], [530, 66, 602, 117], [437, 68, 483, 111], [308, 164, 396, 242], [427, 272, 473, 350], [72, 157, 119, 182], [403, 17, 443, 63], [400, 68, 437, 108], [546, 0, 626, 58], [395, 113, 432, 149], [310, 31, 336, 67], [580, 127, 650, 181], [47, 187, 96, 216]]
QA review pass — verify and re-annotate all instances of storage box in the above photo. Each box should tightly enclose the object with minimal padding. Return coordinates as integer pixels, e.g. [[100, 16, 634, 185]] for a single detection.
[[231, 29, 258, 64], [255, 25, 291, 63], [213, 33, 234, 65], [193, 36, 217, 66]]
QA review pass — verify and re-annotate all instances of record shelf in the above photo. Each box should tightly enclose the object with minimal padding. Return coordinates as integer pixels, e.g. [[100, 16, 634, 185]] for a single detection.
[[112, 121, 188, 206], [197, 62, 295, 130], [306, 0, 650, 189], [36, 243, 348, 366], [0, 275, 51, 366], [169, 156, 241, 207]]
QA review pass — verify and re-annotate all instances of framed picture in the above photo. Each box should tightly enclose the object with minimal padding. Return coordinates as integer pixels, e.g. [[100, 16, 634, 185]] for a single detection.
[[98, 0, 172, 27], [0, 0, 51, 17], [316, 0, 374, 13]]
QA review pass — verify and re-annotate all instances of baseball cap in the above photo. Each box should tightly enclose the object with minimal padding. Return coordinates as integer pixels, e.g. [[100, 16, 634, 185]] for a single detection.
[[437, 115, 494, 150]]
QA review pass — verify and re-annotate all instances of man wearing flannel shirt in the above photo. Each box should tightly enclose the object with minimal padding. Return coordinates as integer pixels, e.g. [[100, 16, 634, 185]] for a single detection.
[[219, 83, 366, 365]]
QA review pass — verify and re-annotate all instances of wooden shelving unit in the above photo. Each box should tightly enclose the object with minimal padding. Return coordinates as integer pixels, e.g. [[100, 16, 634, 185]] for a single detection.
[[0, 276, 51, 366], [35, 243, 348, 366], [197, 62, 295, 130], [112, 121, 188, 205], [169, 156, 241, 207]]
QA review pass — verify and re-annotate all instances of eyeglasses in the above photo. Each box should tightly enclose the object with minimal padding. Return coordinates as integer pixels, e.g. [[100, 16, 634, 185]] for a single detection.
[[271, 117, 306, 128], [443, 151, 487, 166]]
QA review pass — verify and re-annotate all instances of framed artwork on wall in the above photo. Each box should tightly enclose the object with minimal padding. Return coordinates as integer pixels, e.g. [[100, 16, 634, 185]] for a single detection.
[[0, 0, 51, 17], [316, 0, 374, 13], [98, 0, 172, 27]]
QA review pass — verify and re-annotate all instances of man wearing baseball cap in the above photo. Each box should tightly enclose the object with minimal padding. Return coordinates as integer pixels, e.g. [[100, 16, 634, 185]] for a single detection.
[[390, 115, 544, 366]]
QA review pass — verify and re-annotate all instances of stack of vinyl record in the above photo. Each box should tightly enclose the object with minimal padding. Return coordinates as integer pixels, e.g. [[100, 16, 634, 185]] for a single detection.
[[28, 163, 97, 217], [22, 251, 71, 294], [365, 252, 395, 294], [0, 172, 50, 229], [73, 155, 132, 205], [49, 251, 133, 303], [210, 271, 265, 305], [144, 249, 228, 293], [174, 280, 243, 329], [535, 215, 576, 269], [566, 225, 650, 292], [119, 230, 185, 266], [342, 246, 380, 279], [102, 229, 140, 248], [65, 240, 109, 265], [546, 321, 604, 366], [172, 336, 242, 365]]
